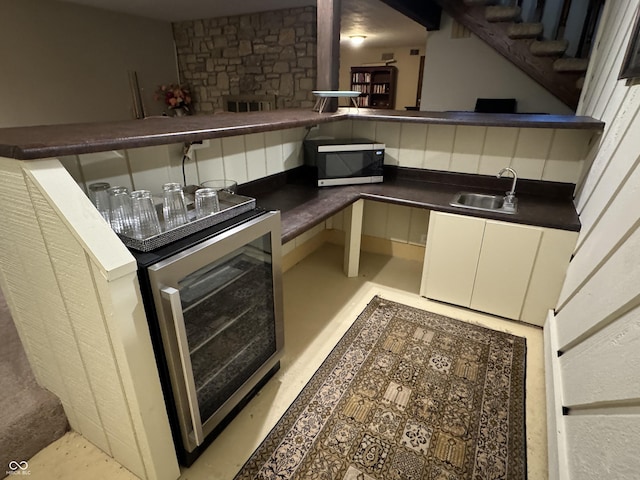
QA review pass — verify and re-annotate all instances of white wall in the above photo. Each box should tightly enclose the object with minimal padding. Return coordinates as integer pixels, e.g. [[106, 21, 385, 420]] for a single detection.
[[420, 13, 573, 114], [0, 0, 178, 127], [547, 0, 640, 478], [339, 45, 425, 109]]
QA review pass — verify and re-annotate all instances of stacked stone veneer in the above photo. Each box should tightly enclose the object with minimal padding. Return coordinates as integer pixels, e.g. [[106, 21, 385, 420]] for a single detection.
[[173, 7, 317, 113]]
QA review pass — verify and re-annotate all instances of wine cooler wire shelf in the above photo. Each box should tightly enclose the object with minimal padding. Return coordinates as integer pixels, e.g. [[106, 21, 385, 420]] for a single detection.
[[196, 333, 275, 420]]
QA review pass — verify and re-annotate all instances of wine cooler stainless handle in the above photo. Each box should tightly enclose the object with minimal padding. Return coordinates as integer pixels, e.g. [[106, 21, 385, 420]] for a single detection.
[[160, 286, 204, 446]]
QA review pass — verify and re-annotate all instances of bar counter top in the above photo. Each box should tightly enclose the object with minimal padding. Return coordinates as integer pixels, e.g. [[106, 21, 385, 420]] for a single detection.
[[0, 108, 604, 160]]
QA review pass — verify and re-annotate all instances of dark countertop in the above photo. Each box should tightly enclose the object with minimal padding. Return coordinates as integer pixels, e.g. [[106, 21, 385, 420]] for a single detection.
[[0, 108, 604, 160], [241, 168, 581, 244]]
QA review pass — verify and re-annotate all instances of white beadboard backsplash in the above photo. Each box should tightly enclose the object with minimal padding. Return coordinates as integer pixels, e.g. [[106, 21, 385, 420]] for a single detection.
[[61, 120, 594, 196]]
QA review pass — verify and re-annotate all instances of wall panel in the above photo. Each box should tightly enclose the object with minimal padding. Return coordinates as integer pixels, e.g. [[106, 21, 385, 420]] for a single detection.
[[128, 145, 175, 191], [385, 203, 412, 243], [478, 127, 518, 175], [546, 0, 640, 477], [374, 122, 402, 166], [543, 130, 590, 183], [245, 133, 268, 182], [509, 128, 553, 179], [561, 304, 640, 407], [351, 119, 376, 140], [576, 91, 640, 215], [362, 200, 389, 239], [397, 123, 427, 168], [194, 138, 225, 183], [450, 126, 486, 174], [78, 151, 132, 191], [559, 162, 640, 308], [556, 224, 640, 351], [564, 415, 640, 479], [282, 127, 306, 170], [423, 124, 454, 171], [221, 136, 249, 184]]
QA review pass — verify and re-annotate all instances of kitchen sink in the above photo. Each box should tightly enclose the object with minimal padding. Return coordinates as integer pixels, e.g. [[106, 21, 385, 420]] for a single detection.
[[450, 192, 517, 214]]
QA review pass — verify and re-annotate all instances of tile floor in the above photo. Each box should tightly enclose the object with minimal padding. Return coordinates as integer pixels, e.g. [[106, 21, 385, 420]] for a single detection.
[[24, 244, 548, 480]]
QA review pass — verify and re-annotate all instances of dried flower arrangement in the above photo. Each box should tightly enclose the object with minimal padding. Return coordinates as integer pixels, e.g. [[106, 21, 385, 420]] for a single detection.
[[155, 84, 193, 114]]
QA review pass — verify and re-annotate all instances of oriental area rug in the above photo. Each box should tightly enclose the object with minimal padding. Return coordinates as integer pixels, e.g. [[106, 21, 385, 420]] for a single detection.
[[234, 296, 527, 480]]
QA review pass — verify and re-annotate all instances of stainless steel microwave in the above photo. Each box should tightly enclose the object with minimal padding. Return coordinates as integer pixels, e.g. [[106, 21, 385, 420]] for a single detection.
[[303, 138, 385, 187]]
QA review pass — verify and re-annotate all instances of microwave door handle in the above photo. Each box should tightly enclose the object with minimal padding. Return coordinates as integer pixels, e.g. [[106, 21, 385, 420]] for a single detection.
[[160, 286, 204, 446]]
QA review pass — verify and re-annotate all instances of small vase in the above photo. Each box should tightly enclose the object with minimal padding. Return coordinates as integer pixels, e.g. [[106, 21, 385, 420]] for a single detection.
[[171, 107, 186, 117]]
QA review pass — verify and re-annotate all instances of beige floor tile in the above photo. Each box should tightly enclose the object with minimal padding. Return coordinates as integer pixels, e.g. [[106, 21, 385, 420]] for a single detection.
[[24, 244, 547, 480]]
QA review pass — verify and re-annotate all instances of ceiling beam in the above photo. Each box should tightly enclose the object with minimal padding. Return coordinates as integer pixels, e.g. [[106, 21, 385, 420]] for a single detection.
[[379, 0, 442, 31]]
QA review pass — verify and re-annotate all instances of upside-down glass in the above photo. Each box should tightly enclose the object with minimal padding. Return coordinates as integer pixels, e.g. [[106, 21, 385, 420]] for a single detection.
[[200, 179, 238, 195], [162, 182, 189, 230], [88, 182, 111, 223], [194, 188, 220, 218], [131, 190, 162, 239], [108, 186, 134, 235]]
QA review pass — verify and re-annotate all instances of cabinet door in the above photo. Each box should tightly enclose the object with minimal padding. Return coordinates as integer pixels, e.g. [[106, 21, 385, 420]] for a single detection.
[[420, 212, 485, 307], [470, 221, 542, 320], [520, 228, 578, 326]]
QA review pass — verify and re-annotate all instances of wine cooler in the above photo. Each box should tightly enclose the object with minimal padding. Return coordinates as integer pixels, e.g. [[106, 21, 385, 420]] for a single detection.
[[133, 209, 283, 465]]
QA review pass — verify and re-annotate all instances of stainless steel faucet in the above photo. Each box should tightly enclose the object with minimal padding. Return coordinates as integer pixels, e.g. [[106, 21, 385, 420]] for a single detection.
[[497, 167, 518, 208]]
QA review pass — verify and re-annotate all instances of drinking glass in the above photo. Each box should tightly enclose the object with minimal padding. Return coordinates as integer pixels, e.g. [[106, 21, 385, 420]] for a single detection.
[[130, 190, 161, 239], [88, 182, 111, 223], [201, 179, 238, 194], [162, 182, 189, 230], [195, 188, 220, 218], [108, 186, 134, 235]]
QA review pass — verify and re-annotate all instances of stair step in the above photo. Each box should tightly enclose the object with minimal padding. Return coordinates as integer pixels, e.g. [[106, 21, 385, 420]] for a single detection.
[[485, 6, 521, 22], [554, 57, 590, 72], [507, 22, 543, 39], [530, 39, 569, 56]]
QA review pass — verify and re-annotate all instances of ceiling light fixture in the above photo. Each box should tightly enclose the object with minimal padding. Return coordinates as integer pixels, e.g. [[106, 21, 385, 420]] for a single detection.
[[349, 35, 366, 47]]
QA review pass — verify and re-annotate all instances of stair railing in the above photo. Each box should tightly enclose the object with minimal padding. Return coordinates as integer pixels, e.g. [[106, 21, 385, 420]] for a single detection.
[[503, 0, 603, 59]]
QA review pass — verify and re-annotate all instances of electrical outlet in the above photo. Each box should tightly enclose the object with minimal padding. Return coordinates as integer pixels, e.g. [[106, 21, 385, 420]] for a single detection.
[[190, 139, 210, 150], [420, 233, 427, 244]]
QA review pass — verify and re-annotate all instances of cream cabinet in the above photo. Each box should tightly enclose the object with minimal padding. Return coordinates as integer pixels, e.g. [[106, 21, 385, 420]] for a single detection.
[[420, 211, 578, 326], [420, 212, 485, 307]]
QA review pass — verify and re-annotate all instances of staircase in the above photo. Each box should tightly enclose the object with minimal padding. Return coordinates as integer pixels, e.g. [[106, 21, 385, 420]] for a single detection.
[[436, 0, 601, 110], [0, 289, 68, 471]]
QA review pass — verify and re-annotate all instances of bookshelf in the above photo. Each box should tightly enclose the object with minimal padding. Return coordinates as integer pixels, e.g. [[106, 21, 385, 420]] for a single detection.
[[350, 66, 398, 109]]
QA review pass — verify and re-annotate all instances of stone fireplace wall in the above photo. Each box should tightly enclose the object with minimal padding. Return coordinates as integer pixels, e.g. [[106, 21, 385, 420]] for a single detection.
[[173, 7, 317, 113]]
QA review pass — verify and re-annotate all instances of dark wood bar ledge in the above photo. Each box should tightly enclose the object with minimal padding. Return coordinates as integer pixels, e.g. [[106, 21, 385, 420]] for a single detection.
[[0, 108, 604, 160]]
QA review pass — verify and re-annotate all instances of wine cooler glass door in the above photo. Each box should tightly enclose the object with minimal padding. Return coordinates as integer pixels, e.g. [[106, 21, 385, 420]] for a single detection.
[[149, 211, 283, 452]]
